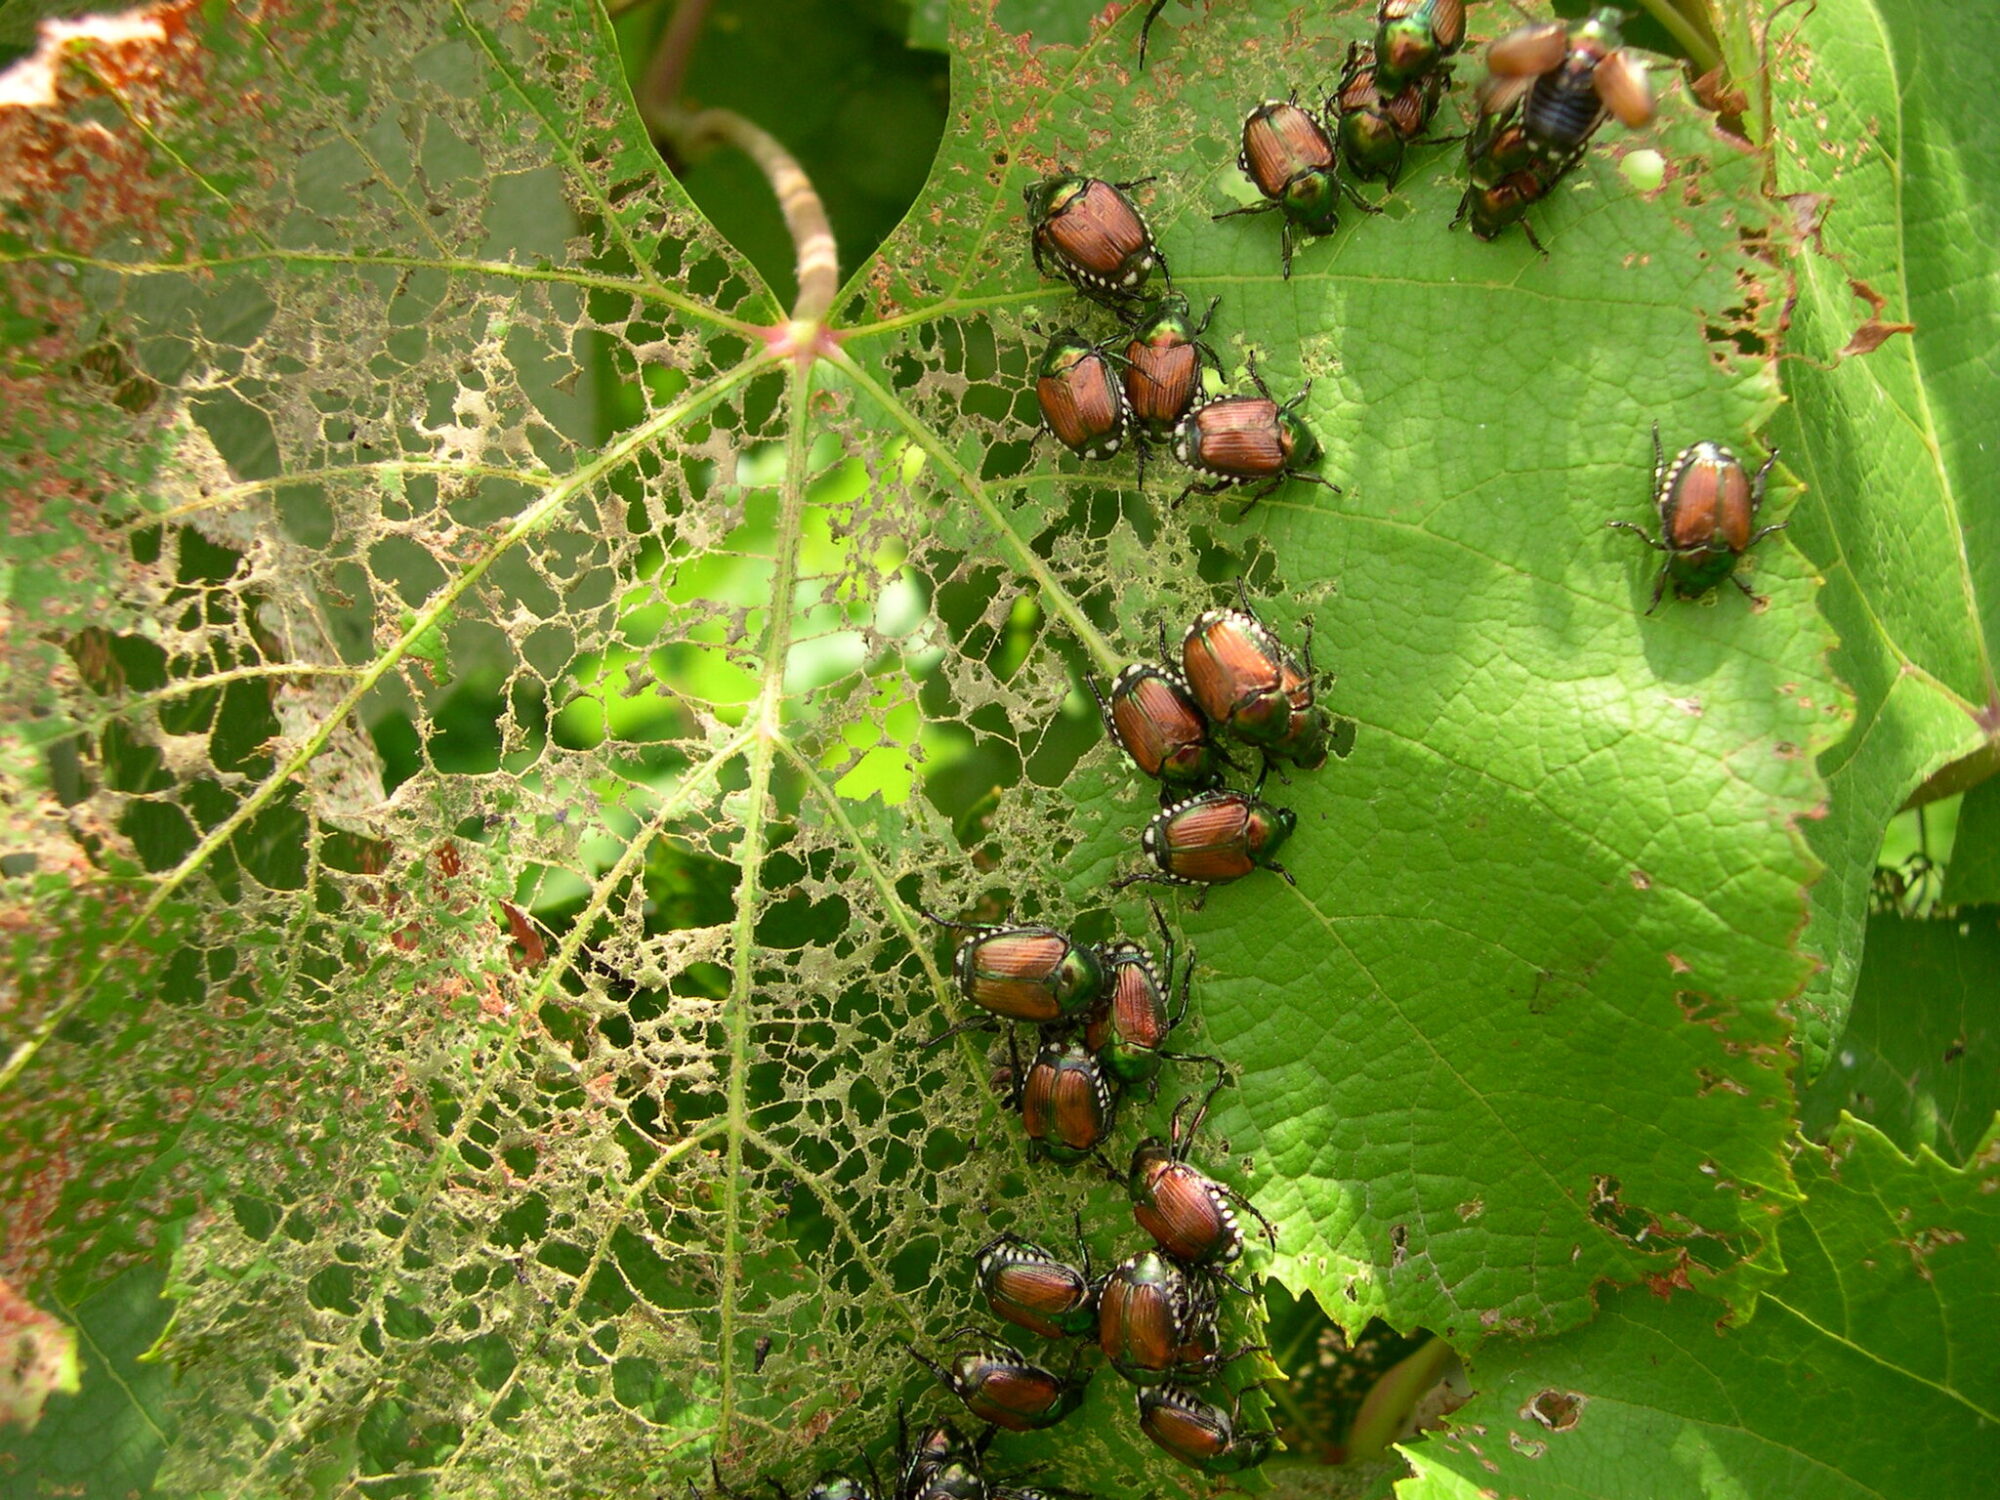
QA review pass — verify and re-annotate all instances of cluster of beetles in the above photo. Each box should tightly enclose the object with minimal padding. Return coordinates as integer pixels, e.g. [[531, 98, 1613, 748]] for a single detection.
[[753, 5, 1797, 1498], [1023, 0, 1786, 601], [903, 583, 1334, 1469]]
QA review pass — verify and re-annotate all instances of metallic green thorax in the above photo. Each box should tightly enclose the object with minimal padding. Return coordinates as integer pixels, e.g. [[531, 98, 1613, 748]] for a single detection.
[[1131, 292, 1197, 346], [1280, 169, 1342, 233], [1037, 333, 1093, 378], [1376, 0, 1465, 87], [1275, 405, 1322, 469], [1022, 173, 1084, 226]]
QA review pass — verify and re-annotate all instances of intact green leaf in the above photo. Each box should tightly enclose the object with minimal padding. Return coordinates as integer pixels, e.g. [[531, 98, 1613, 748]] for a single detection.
[[1801, 909, 2000, 1164], [1395, 1118, 2000, 1499], [1769, 0, 2000, 1070]]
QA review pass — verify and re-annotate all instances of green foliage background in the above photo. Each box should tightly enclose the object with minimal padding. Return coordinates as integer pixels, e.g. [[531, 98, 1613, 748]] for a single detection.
[[1, 1, 1995, 1497]]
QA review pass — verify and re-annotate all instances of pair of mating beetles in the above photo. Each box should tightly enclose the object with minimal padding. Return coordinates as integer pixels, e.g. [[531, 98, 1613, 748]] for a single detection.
[[1100, 594, 1341, 899]]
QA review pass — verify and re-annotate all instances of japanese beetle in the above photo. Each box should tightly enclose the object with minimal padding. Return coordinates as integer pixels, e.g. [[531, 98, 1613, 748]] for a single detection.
[[1171, 355, 1336, 511], [1123, 292, 1221, 445], [896, 1417, 989, 1500], [1608, 423, 1783, 611], [921, 914, 1106, 1033], [1096, 1250, 1230, 1386], [1024, 173, 1166, 306], [1035, 330, 1129, 461], [1335, 43, 1453, 187], [1214, 98, 1378, 278], [1374, 0, 1466, 88], [1482, 9, 1651, 168], [1136, 1385, 1276, 1474], [907, 1335, 1087, 1432], [1089, 656, 1230, 793], [1181, 596, 1330, 769], [1127, 1085, 1278, 1274], [1017, 1039, 1118, 1165], [1455, 11, 1650, 253], [1114, 785, 1297, 894], [974, 1226, 1097, 1340], [1452, 160, 1556, 252], [716, 1461, 880, 1500], [1085, 902, 1221, 1087]]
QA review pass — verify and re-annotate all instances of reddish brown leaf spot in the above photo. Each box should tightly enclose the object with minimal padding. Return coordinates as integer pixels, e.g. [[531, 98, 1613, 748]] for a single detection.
[[1838, 278, 1915, 359], [501, 902, 546, 970]]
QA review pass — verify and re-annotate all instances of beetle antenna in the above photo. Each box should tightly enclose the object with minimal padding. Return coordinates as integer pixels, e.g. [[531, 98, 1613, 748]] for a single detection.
[[919, 906, 984, 933], [904, 1341, 957, 1391]]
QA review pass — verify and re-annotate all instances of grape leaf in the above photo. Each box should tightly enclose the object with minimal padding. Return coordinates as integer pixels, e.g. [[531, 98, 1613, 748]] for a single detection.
[[1940, 778, 2000, 906], [1801, 909, 2000, 1165], [1394, 1118, 2000, 1499], [2, 1, 1848, 1495], [1770, 0, 2000, 1070]]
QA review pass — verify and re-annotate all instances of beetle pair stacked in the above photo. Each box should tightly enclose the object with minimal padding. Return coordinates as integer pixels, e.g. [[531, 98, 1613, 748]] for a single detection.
[[923, 904, 1216, 1165], [1112, 1083, 1281, 1471], [1025, 174, 1335, 512], [1095, 594, 1336, 898], [1453, 7, 1654, 252], [1332, 0, 1467, 189], [1217, 0, 1467, 276]]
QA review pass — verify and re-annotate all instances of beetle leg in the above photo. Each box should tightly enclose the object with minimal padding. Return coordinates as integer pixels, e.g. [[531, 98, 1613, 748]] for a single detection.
[[1645, 564, 1670, 614], [921, 1014, 999, 1051], [1279, 220, 1296, 279], [1225, 1186, 1280, 1248], [1606, 519, 1667, 552], [1519, 216, 1550, 259], [1242, 350, 1273, 402], [1211, 200, 1276, 223], [1730, 573, 1761, 602], [1651, 420, 1666, 495], [1136, 0, 1172, 69], [1171, 477, 1235, 510], [1751, 446, 1780, 510], [1213, 1266, 1258, 1296], [1160, 1052, 1230, 1100], [1338, 175, 1386, 214], [1085, 671, 1117, 737], [1267, 858, 1298, 887], [1746, 520, 1789, 545]]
